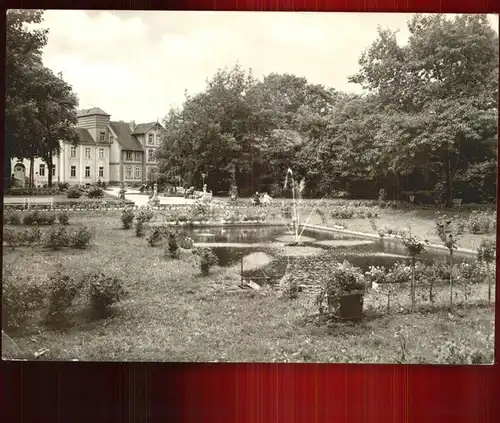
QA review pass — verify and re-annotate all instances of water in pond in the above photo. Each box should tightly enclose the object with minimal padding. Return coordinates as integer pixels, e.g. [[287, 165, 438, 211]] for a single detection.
[[179, 226, 475, 283]]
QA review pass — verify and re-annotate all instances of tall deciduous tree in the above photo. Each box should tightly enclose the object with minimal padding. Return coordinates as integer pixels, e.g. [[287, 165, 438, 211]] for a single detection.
[[350, 14, 498, 206], [5, 9, 48, 186], [5, 9, 80, 188], [35, 68, 79, 187]]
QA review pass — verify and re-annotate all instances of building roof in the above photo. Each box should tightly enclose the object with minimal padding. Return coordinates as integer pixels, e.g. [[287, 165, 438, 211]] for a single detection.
[[77, 107, 110, 117], [132, 122, 163, 135], [73, 127, 96, 145], [110, 121, 144, 151]]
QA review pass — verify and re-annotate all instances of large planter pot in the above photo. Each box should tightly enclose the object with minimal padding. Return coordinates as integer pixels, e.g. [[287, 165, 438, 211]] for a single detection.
[[328, 290, 364, 321]]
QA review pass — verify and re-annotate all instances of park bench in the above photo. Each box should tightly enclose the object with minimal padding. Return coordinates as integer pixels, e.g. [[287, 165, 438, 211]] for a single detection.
[[452, 198, 462, 208]]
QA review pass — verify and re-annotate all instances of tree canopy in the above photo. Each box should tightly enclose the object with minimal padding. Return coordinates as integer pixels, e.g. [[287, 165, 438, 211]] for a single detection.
[[157, 14, 497, 203], [5, 9, 79, 187]]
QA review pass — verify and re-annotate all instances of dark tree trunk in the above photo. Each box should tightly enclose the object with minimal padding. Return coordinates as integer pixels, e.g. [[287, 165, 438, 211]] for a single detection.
[[4, 156, 12, 190], [444, 148, 453, 208], [47, 151, 53, 187], [29, 157, 34, 188]]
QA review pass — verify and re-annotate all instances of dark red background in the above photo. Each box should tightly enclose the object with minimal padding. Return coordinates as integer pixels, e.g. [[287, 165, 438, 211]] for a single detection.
[[2, 1, 499, 422]]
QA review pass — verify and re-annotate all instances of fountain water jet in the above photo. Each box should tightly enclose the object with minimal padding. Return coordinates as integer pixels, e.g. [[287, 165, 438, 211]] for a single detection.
[[283, 167, 327, 246]]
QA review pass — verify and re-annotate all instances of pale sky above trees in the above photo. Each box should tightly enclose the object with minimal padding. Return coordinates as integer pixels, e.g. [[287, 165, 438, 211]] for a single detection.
[[38, 10, 498, 122]]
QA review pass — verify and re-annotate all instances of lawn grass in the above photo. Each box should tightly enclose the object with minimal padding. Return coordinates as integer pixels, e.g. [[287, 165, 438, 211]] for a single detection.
[[2, 211, 495, 363]]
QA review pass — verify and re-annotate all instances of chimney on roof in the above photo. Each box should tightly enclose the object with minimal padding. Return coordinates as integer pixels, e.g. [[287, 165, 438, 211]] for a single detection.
[[130, 120, 136, 132]]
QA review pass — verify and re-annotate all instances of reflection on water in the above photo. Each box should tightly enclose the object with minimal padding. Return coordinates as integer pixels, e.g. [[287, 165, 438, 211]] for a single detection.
[[180, 226, 475, 282]]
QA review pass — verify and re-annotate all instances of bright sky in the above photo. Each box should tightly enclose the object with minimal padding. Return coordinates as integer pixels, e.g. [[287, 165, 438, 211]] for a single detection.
[[39, 10, 499, 123]]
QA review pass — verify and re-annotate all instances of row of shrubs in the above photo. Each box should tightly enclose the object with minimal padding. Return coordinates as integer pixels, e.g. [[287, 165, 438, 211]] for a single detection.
[[4, 211, 70, 226], [3, 226, 93, 249], [67, 186, 105, 199], [4, 199, 135, 212], [364, 259, 489, 287], [121, 209, 220, 276], [3, 271, 125, 331], [7, 185, 66, 196]]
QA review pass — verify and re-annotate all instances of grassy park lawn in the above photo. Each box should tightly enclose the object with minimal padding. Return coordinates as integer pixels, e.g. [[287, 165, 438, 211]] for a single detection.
[[2, 209, 495, 363]]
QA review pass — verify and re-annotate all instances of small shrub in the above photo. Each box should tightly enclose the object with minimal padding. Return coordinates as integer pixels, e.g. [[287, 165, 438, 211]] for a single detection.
[[467, 211, 495, 234], [281, 205, 293, 219], [194, 247, 219, 275], [70, 227, 93, 249], [22, 211, 38, 225], [3, 228, 17, 246], [135, 220, 146, 237], [24, 227, 43, 245], [58, 182, 69, 191], [7, 212, 22, 225], [67, 188, 81, 199], [46, 226, 70, 249], [88, 187, 105, 198], [147, 227, 164, 247], [167, 232, 179, 258], [121, 208, 135, 229], [84, 273, 124, 318], [189, 202, 210, 221], [315, 208, 328, 224], [46, 271, 83, 324], [2, 276, 45, 331], [136, 206, 154, 223], [58, 211, 70, 225], [178, 236, 194, 250], [38, 212, 56, 225], [330, 206, 355, 219]]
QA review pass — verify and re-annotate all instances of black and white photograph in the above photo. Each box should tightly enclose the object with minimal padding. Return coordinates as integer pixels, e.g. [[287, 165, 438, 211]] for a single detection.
[[3, 10, 498, 363]]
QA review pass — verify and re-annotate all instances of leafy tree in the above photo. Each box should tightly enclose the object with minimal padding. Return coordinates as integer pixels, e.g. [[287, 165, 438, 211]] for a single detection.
[[350, 14, 498, 206], [5, 10, 80, 188], [5, 10, 48, 187], [35, 68, 79, 187]]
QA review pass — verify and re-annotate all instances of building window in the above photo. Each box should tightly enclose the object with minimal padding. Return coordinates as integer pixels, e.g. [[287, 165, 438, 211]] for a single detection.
[[71, 166, 76, 177], [126, 166, 132, 178], [155, 134, 160, 145], [126, 151, 133, 161], [85, 166, 91, 178], [99, 148, 104, 159], [135, 152, 141, 161], [99, 166, 104, 178], [135, 166, 140, 179], [39, 164, 45, 176], [148, 134, 154, 145], [99, 132, 105, 142], [70, 146, 76, 158], [147, 149, 154, 162], [85, 148, 91, 159], [52, 165, 56, 176]]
